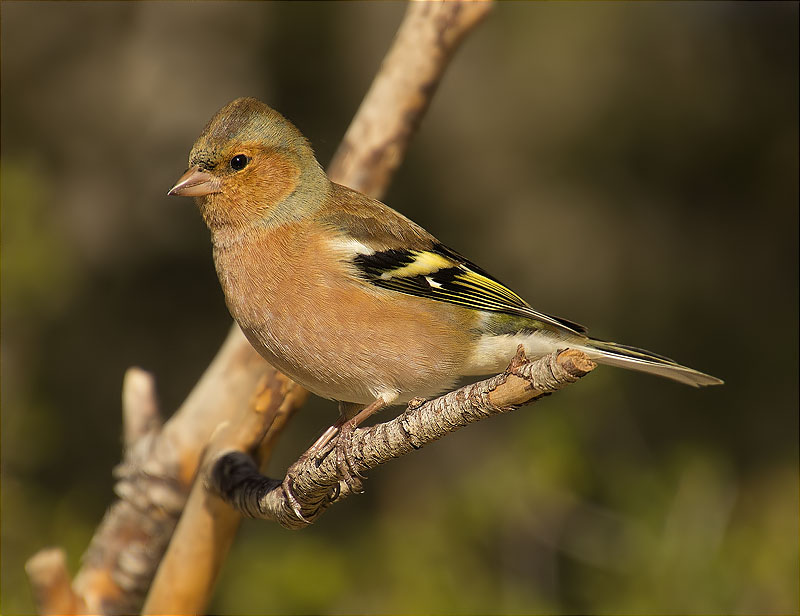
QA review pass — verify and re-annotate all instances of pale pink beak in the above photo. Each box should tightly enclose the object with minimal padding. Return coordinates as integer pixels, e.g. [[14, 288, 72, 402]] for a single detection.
[[167, 165, 221, 197]]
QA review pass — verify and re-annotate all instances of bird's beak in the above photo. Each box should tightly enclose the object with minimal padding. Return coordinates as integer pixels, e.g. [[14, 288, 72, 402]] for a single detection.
[[167, 165, 221, 197]]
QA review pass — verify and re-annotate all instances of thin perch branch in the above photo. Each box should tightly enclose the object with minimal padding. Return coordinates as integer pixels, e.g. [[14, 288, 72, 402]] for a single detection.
[[210, 348, 595, 530]]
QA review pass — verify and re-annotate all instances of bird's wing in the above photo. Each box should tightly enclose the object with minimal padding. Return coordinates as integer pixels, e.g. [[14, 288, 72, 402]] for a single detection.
[[352, 243, 587, 334], [321, 184, 587, 335]]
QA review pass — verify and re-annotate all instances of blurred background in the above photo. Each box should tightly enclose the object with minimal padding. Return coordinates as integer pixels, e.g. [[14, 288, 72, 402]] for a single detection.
[[2, 2, 797, 613]]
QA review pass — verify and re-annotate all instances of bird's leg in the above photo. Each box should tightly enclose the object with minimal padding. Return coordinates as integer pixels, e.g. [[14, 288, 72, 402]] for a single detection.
[[281, 403, 363, 519], [303, 422, 344, 461], [288, 402, 355, 468], [282, 398, 389, 519], [281, 414, 347, 522], [334, 398, 387, 494]]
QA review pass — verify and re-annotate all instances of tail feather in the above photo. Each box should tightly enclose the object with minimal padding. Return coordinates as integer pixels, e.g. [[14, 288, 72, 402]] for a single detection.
[[580, 338, 723, 387]]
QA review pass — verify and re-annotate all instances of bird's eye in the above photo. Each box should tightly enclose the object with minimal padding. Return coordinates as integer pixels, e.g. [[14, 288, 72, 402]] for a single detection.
[[230, 154, 249, 171]]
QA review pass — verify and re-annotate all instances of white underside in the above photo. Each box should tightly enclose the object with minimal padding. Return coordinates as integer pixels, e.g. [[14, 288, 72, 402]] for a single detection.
[[464, 332, 567, 375], [465, 331, 721, 387]]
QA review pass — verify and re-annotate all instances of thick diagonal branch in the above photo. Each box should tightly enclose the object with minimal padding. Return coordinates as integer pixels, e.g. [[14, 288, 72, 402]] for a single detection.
[[147, 3, 493, 616], [210, 348, 595, 530], [26, 3, 492, 615], [329, 0, 493, 196]]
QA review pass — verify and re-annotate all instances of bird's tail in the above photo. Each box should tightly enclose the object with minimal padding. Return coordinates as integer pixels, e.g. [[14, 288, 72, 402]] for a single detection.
[[578, 338, 723, 387]]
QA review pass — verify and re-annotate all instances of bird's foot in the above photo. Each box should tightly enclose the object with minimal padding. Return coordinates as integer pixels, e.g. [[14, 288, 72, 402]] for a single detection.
[[282, 456, 312, 523], [281, 422, 352, 519], [334, 420, 366, 495]]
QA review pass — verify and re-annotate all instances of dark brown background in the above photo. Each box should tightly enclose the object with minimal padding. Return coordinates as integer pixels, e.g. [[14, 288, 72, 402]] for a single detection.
[[2, 2, 797, 613]]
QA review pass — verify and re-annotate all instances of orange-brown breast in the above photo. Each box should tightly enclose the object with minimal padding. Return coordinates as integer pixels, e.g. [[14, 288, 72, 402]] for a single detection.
[[212, 222, 477, 405]]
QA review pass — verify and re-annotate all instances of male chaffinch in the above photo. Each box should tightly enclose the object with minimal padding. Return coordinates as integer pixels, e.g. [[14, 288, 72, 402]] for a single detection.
[[169, 97, 721, 482]]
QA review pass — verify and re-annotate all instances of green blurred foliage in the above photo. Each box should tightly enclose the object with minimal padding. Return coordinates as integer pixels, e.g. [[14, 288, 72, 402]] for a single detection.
[[1, 2, 797, 614]]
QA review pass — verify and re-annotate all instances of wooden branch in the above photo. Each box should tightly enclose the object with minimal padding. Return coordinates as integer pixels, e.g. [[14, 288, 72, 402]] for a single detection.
[[26, 2, 493, 614], [25, 326, 271, 615], [142, 372, 307, 615], [121, 367, 161, 449], [209, 348, 595, 530], [25, 549, 85, 616], [141, 4, 493, 613], [329, 0, 492, 197], [69, 328, 271, 615]]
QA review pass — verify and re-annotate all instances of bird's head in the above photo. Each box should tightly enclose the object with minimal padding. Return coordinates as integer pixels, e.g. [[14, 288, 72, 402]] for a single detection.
[[168, 97, 324, 230]]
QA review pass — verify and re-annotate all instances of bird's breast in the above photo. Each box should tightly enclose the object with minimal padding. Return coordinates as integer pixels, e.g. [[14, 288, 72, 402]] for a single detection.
[[211, 223, 477, 405]]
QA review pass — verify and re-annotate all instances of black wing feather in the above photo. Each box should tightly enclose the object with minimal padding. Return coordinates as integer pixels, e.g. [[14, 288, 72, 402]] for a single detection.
[[353, 243, 587, 335]]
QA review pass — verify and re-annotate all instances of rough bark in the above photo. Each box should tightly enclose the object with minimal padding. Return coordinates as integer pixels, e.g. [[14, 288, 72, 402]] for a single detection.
[[210, 348, 595, 530]]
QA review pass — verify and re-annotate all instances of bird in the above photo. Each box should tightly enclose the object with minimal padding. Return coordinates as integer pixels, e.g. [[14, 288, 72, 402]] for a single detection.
[[169, 97, 722, 492]]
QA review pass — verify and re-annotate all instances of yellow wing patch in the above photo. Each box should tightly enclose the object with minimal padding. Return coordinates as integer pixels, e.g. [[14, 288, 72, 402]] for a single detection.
[[352, 243, 588, 335], [380, 251, 456, 280]]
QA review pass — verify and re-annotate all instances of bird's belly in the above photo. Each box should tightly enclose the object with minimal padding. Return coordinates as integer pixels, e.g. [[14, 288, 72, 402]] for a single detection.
[[232, 281, 475, 406]]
